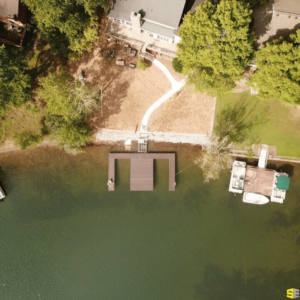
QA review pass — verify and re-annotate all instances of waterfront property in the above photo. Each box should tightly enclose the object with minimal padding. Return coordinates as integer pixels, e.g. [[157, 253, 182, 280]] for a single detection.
[[108, 153, 176, 191]]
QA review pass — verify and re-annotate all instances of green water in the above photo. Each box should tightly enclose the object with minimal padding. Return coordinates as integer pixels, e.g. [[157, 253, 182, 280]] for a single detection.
[[0, 145, 300, 300]]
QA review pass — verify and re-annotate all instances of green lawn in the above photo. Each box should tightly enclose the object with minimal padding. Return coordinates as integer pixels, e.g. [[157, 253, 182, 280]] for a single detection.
[[215, 92, 300, 158]]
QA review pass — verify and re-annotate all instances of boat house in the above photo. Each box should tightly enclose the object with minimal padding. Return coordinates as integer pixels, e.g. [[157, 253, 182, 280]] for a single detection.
[[228, 145, 290, 204]]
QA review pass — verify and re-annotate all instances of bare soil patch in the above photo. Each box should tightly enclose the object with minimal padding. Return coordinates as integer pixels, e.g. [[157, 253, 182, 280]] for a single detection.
[[69, 42, 171, 132], [148, 85, 215, 135], [159, 58, 185, 82]]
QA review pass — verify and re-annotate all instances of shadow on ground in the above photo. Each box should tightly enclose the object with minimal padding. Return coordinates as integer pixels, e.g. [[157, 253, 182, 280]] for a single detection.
[[215, 98, 267, 144], [252, 1, 274, 46]]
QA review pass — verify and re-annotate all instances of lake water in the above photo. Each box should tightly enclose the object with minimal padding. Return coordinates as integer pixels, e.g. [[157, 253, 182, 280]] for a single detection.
[[0, 144, 299, 300]]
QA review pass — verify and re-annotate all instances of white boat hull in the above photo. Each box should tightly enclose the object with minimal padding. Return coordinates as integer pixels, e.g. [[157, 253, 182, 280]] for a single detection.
[[229, 161, 246, 194], [243, 192, 269, 205], [0, 186, 5, 199]]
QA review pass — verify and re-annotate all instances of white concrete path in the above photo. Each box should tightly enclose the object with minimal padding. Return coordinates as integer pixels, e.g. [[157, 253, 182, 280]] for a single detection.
[[140, 59, 187, 132], [152, 59, 180, 89]]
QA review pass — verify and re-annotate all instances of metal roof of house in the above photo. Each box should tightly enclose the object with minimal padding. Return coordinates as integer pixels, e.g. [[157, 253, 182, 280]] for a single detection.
[[274, 0, 300, 15], [191, 0, 205, 13], [244, 166, 276, 197], [108, 0, 186, 28], [0, 0, 18, 17], [141, 21, 174, 38]]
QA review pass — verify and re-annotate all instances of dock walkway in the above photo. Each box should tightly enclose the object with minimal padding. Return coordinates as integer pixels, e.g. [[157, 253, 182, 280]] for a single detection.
[[108, 153, 176, 191]]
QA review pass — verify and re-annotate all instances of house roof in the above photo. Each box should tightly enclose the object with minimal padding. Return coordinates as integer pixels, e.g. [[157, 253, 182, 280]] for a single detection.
[[274, 0, 300, 16], [0, 0, 18, 17], [244, 166, 276, 197], [108, 0, 186, 28], [141, 21, 174, 38]]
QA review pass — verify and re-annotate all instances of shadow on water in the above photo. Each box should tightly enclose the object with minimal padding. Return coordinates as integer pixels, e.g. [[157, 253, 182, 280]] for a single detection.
[[278, 164, 294, 177], [195, 264, 300, 300], [266, 163, 294, 178]]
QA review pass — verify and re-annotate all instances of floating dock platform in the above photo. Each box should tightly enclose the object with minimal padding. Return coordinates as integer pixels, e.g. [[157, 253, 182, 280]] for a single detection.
[[108, 153, 176, 191]]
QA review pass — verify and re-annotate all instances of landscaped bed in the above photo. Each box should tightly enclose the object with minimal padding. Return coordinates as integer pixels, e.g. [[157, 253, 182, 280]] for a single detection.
[[215, 92, 300, 158]]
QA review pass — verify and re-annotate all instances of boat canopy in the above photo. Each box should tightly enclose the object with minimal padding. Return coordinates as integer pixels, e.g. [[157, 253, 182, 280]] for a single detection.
[[277, 176, 290, 191]]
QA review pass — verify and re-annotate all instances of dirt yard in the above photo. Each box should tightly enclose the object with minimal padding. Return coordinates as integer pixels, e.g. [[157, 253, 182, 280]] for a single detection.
[[159, 58, 185, 82], [148, 85, 215, 135], [69, 42, 171, 132], [68, 23, 215, 136]]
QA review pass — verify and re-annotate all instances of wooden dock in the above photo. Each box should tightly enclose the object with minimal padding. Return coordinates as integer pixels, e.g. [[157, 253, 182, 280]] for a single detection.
[[108, 153, 176, 191]]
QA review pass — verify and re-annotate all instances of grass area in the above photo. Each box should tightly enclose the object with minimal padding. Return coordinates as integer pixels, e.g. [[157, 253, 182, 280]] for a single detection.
[[215, 92, 300, 158], [0, 106, 44, 148]]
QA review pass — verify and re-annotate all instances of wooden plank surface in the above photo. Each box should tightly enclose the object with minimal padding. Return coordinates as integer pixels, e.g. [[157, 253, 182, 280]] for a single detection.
[[108, 153, 176, 191], [130, 159, 153, 191]]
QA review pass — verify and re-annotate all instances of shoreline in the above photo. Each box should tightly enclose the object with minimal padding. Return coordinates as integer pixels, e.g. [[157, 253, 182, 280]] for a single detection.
[[1, 138, 300, 164]]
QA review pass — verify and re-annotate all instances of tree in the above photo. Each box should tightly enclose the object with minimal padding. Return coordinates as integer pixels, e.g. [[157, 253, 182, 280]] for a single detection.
[[195, 135, 234, 182], [22, 0, 107, 56], [240, 0, 268, 8], [172, 57, 183, 73], [249, 30, 300, 105], [37, 70, 98, 149], [178, 0, 255, 95], [138, 59, 147, 71], [0, 45, 31, 116]]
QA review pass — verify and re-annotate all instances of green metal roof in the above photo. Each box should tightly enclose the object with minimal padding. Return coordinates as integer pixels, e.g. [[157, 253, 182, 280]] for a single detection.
[[277, 176, 290, 191]]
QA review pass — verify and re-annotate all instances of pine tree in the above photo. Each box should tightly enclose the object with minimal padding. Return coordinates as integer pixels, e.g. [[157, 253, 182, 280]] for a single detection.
[[178, 0, 255, 95], [249, 30, 300, 105]]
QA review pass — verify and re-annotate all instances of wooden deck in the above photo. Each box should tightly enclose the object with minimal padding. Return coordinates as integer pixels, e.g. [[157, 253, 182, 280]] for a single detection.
[[108, 153, 176, 191]]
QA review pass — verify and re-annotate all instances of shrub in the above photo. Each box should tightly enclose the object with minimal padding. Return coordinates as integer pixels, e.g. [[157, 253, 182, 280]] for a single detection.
[[15, 132, 42, 149], [172, 57, 183, 73], [138, 59, 147, 71]]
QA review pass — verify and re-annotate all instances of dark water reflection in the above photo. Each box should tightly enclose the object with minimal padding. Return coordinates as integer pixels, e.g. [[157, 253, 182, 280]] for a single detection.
[[0, 145, 299, 300]]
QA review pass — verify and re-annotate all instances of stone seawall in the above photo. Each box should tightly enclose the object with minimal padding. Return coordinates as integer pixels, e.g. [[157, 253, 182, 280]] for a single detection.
[[95, 129, 210, 145]]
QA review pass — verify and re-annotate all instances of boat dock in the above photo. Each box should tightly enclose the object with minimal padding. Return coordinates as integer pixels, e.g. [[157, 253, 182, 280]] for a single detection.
[[108, 153, 176, 191]]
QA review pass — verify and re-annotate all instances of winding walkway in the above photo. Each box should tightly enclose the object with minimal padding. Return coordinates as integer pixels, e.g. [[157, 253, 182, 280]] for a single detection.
[[140, 59, 187, 132]]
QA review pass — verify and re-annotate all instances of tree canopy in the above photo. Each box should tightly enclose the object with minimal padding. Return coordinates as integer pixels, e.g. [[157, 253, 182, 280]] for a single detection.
[[195, 135, 234, 182], [37, 70, 99, 149], [0, 45, 31, 116], [178, 0, 255, 95], [249, 30, 300, 105], [22, 0, 107, 56], [240, 0, 268, 8]]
